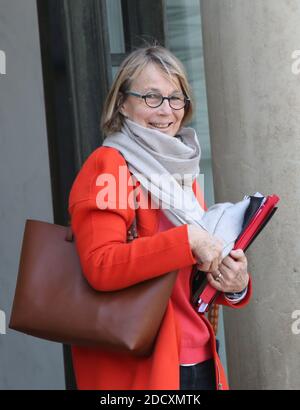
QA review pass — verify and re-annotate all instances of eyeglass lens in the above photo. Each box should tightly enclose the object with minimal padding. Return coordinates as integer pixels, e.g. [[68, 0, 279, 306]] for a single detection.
[[145, 93, 186, 109]]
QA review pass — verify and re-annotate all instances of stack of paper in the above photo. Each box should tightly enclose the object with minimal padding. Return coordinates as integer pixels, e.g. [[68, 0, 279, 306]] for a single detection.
[[190, 194, 280, 313]]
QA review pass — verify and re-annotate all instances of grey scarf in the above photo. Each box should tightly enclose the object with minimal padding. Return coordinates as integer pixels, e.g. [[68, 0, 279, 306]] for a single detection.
[[103, 118, 206, 226], [102, 119, 251, 257]]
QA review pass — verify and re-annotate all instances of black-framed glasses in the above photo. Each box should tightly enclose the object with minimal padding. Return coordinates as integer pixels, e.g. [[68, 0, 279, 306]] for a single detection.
[[125, 91, 190, 110]]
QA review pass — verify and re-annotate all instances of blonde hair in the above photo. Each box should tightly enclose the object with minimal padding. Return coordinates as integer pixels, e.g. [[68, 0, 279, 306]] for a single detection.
[[101, 45, 194, 136]]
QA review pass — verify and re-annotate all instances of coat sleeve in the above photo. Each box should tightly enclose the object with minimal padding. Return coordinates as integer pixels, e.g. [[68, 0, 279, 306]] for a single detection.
[[68, 147, 196, 291], [214, 277, 252, 308]]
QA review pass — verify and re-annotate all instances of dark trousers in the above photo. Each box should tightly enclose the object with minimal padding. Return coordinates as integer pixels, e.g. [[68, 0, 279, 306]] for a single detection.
[[179, 359, 216, 390]]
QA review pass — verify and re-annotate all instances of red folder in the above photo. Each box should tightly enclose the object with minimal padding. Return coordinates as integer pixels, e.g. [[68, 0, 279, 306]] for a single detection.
[[191, 194, 280, 312]]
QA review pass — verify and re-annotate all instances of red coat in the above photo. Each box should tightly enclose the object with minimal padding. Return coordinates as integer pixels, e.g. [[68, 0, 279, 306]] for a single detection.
[[68, 146, 252, 390]]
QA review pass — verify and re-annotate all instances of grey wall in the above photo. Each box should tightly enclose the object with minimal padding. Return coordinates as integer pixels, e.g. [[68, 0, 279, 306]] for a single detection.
[[201, 0, 300, 389], [0, 0, 64, 389]]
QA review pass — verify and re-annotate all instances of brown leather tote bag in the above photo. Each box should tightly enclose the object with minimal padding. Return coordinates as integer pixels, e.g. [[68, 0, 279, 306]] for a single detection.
[[9, 219, 178, 357]]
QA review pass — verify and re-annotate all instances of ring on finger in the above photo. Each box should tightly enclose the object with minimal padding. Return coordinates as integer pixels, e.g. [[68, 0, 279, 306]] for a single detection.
[[215, 272, 223, 282]]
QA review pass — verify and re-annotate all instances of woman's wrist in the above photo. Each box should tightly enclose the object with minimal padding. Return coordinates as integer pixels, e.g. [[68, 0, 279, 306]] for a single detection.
[[225, 286, 248, 302]]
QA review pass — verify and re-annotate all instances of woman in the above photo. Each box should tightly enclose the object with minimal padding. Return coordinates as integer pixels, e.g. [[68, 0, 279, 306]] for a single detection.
[[68, 45, 251, 390]]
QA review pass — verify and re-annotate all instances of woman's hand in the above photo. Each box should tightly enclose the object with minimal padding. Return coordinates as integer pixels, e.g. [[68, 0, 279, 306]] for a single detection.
[[205, 249, 249, 293], [187, 224, 224, 272]]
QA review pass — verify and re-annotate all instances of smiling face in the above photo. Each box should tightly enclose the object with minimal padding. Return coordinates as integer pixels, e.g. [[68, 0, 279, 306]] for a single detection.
[[120, 63, 185, 137]]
